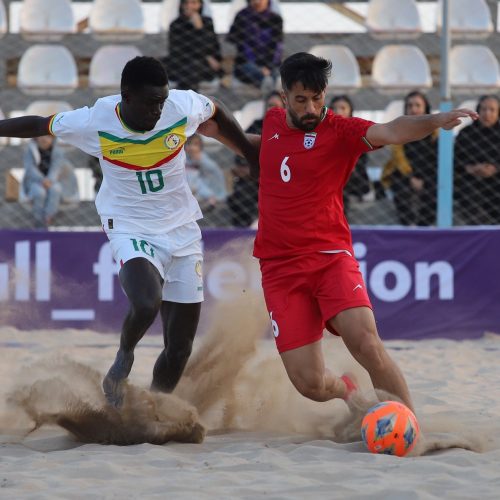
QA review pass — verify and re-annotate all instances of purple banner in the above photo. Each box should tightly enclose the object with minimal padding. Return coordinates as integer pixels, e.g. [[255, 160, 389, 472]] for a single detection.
[[0, 228, 498, 340]]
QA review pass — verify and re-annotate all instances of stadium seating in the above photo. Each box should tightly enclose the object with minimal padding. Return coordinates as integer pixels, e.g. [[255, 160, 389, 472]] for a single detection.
[[382, 99, 405, 123], [454, 99, 477, 135], [160, 0, 213, 32], [25, 100, 73, 117], [309, 44, 361, 92], [366, 0, 422, 39], [89, 45, 142, 92], [234, 100, 265, 131], [0, 0, 6, 39], [0, 107, 6, 148], [371, 45, 432, 93], [449, 45, 500, 94], [89, 0, 145, 41], [19, 0, 75, 41], [436, 0, 493, 39], [17, 44, 78, 95]]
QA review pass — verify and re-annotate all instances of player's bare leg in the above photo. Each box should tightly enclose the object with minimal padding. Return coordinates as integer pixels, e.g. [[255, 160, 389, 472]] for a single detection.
[[280, 339, 355, 402], [328, 306, 414, 412], [103, 258, 163, 407], [150, 301, 201, 393]]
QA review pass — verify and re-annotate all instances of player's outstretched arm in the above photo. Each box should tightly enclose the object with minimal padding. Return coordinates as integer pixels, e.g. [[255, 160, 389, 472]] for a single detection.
[[208, 98, 260, 178], [366, 108, 479, 147], [0, 116, 52, 138]]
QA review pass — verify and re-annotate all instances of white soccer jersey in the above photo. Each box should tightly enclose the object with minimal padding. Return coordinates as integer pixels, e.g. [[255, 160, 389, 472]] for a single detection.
[[49, 90, 215, 234]]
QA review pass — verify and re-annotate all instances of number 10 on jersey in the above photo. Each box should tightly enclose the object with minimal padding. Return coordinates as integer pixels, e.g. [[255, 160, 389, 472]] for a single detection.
[[136, 170, 165, 194]]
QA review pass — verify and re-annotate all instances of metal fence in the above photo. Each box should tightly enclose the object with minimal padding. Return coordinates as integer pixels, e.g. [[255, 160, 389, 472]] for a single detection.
[[0, 0, 499, 229]]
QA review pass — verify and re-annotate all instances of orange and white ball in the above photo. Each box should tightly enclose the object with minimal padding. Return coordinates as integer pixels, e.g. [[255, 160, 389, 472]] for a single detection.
[[361, 401, 420, 457]]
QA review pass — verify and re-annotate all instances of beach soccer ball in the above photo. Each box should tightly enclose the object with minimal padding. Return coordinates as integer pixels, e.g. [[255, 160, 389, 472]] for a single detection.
[[361, 401, 420, 457]]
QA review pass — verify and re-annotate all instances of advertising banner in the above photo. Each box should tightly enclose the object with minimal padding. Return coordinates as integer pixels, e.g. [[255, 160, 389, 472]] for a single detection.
[[0, 228, 498, 340]]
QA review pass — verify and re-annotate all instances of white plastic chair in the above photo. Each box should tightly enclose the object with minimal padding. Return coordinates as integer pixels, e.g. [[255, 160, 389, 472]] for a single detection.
[[89, 45, 142, 92], [160, 0, 213, 32], [371, 45, 432, 93], [0, 108, 6, 148], [450, 45, 500, 94], [235, 100, 265, 131], [309, 44, 361, 92], [0, 0, 7, 39], [437, 0, 493, 39], [89, 0, 145, 41], [366, 0, 422, 39], [17, 44, 78, 95], [382, 99, 405, 123], [453, 99, 477, 135], [25, 100, 73, 117], [19, 0, 75, 41], [228, 0, 282, 26]]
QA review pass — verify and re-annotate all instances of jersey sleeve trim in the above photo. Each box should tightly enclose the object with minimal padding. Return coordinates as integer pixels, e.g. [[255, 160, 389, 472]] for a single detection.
[[361, 136, 376, 150], [47, 114, 57, 136]]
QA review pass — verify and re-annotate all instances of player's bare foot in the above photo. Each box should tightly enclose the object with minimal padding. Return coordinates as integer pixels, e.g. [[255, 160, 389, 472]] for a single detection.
[[102, 351, 134, 408]]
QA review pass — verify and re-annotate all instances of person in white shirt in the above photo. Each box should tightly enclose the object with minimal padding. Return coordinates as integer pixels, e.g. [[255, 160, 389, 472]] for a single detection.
[[0, 56, 258, 407]]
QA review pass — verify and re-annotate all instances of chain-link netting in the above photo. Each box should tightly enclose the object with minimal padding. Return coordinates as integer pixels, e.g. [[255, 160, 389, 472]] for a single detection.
[[0, 0, 499, 229]]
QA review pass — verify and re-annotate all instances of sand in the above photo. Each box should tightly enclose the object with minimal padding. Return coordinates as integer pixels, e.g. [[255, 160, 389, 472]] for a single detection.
[[1, 299, 499, 499]]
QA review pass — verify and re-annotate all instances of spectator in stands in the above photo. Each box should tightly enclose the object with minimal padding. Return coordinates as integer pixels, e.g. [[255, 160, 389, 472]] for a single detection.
[[22, 135, 66, 227], [166, 0, 223, 90], [228, 91, 284, 227], [88, 156, 103, 193], [454, 95, 500, 225], [185, 133, 227, 211], [329, 95, 370, 215], [227, 0, 283, 90], [381, 91, 437, 225]]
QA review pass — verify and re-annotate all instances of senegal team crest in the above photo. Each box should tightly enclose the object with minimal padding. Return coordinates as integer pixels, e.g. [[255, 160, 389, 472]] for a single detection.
[[165, 133, 181, 150], [303, 132, 317, 149]]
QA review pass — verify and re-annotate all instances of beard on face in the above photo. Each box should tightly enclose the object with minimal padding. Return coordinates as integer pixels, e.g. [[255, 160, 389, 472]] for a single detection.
[[288, 108, 321, 132]]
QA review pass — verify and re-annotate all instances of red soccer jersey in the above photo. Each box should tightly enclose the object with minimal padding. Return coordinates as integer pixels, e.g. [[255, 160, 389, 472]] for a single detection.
[[253, 107, 375, 259]]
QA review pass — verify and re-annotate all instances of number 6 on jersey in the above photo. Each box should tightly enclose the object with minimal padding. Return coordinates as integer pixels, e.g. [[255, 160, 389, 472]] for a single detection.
[[280, 156, 291, 182]]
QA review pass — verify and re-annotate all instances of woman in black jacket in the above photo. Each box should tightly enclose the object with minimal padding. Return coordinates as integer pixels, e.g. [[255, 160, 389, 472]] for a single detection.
[[454, 95, 500, 225], [167, 0, 223, 90]]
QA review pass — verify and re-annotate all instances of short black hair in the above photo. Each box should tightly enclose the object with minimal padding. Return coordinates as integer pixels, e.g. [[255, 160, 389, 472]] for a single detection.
[[121, 56, 168, 91], [280, 52, 332, 94]]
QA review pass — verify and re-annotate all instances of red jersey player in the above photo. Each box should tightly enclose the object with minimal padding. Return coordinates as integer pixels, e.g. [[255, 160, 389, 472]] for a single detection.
[[202, 52, 477, 413]]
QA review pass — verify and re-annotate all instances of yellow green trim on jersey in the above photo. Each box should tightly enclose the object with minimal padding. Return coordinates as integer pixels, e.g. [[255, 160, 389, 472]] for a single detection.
[[115, 103, 149, 134], [48, 114, 57, 136], [98, 117, 188, 170]]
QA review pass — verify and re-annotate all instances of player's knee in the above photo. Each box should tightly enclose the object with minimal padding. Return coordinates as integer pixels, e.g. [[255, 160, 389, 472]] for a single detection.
[[290, 372, 326, 402], [131, 297, 161, 323]]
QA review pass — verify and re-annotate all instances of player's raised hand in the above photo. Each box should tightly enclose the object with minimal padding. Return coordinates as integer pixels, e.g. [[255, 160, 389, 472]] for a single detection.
[[439, 108, 478, 130]]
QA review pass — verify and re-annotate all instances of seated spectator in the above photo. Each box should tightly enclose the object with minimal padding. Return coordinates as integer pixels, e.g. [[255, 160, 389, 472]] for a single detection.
[[247, 90, 283, 134], [329, 95, 370, 215], [227, 91, 284, 227], [166, 0, 223, 91], [185, 134, 227, 211], [454, 95, 500, 225], [88, 155, 103, 193], [382, 91, 437, 226], [22, 135, 72, 227], [227, 0, 283, 90]]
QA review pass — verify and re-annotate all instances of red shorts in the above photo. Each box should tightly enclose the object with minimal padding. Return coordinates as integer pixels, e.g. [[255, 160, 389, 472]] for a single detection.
[[260, 252, 372, 353]]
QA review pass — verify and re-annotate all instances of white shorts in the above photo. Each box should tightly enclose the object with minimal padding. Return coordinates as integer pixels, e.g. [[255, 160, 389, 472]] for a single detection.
[[106, 222, 204, 303]]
